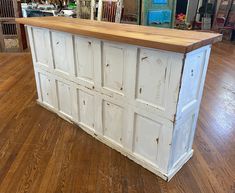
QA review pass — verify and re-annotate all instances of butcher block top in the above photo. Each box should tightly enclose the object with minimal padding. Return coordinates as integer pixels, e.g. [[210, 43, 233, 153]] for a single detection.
[[16, 17, 222, 53]]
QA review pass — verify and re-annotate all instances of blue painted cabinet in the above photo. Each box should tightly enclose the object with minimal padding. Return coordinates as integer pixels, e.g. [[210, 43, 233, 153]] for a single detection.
[[141, 0, 176, 28]]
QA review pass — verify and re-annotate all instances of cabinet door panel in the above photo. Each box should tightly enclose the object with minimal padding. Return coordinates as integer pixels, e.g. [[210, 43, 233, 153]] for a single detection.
[[78, 90, 95, 130], [102, 43, 124, 94], [56, 80, 72, 117], [134, 114, 161, 164], [33, 28, 51, 67], [181, 52, 204, 109], [136, 49, 169, 109], [51, 31, 74, 75], [75, 36, 94, 82], [103, 101, 123, 145]]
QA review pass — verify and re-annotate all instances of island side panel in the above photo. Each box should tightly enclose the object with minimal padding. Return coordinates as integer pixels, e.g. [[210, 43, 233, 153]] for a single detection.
[[168, 45, 212, 179]]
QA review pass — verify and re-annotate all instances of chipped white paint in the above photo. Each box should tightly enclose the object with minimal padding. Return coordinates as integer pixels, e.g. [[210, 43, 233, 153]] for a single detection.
[[27, 26, 212, 181]]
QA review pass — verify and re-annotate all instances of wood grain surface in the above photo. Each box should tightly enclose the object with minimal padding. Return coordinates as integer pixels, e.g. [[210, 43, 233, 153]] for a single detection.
[[0, 42, 234, 193], [16, 17, 222, 53]]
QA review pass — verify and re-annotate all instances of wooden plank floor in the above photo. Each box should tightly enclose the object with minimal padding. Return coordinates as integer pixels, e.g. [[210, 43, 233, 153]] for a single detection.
[[0, 42, 234, 193]]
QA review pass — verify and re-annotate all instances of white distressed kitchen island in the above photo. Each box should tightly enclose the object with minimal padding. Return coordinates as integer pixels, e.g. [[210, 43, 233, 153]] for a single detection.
[[16, 17, 222, 181]]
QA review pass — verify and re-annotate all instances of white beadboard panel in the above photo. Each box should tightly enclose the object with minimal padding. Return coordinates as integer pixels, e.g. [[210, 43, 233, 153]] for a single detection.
[[56, 80, 73, 118], [51, 31, 75, 76], [77, 89, 95, 131], [103, 100, 124, 146], [74, 36, 96, 85], [32, 27, 52, 69]]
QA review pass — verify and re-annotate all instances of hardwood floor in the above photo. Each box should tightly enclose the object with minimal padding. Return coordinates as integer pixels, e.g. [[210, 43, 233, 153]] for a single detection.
[[0, 42, 234, 193]]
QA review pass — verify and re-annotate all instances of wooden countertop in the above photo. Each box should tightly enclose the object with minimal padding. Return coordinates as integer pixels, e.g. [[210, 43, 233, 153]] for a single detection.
[[16, 17, 222, 53]]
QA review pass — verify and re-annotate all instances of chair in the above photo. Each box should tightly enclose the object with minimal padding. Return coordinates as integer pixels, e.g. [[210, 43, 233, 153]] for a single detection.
[[97, 0, 123, 23]]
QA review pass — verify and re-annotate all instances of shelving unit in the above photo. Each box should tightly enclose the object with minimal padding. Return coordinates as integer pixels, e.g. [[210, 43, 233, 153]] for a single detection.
[[0, 0, 27, 52]]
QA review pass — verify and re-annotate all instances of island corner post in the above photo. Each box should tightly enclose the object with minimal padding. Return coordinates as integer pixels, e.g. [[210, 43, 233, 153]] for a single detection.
[[16, 17, 222, 181]]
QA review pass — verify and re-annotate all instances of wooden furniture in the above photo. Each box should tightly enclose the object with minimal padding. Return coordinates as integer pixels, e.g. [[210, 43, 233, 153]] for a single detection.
[[77, 0, 122, 23], [227, 0, 235, 26], [77, 0, 139, 24], [0, 0, 27, 52], [212, 0, 233, 31], [220, 0, 235, 40], [141, 0, 176, 28], [77, 0, 96, 20], [121, 0, 140, 24], [16, 17, 221, 181], [97, 0, 123, 22]]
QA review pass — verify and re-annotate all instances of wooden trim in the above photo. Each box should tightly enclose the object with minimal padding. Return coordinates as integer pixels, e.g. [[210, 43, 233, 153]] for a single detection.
[[2, 35, 18, 38], [0, 18, 15, 22]]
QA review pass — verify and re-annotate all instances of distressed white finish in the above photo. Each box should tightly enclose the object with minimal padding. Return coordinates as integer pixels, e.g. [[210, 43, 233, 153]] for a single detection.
[[27, 26, 212, 181]]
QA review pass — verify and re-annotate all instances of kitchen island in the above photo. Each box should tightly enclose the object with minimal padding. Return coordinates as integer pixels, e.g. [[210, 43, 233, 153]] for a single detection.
[[16, 17, 222, 181]]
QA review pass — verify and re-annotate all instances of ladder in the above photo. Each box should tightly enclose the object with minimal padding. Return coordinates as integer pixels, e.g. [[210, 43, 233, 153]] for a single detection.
[[212, 0, 233, 31], [226, 0, 235, 27]]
